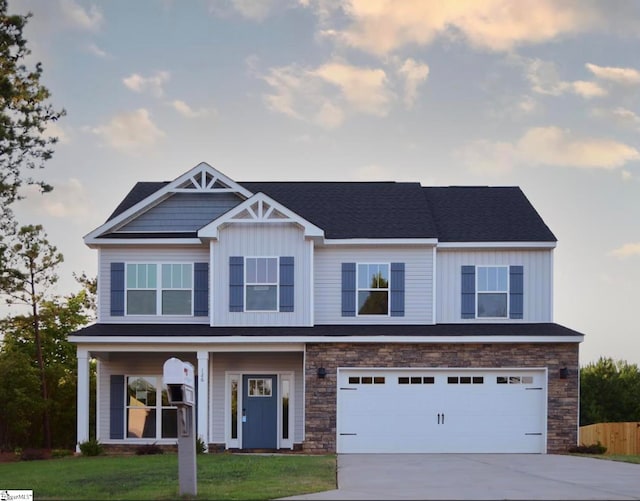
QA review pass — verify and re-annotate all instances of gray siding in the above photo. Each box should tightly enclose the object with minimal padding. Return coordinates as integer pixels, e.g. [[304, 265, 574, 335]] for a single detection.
[[98, 246, 209, 323], [210, 352, 304, 444], [436, 249, 553, 323], [314, 246, 434, 324], [213, 224, 312, 326], [118, 192, 242, 232]]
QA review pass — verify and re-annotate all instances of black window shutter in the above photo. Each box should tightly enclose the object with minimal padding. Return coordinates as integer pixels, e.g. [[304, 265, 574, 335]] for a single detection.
[[229, 256, 244, 312], [194, 263, 209, 317], [110, 375, 125, 439], [111, 263, 125, 316], [341, 263, 356, 316], [461, 266, 476, 319], [509, 265, 524, 319], [390, 262, 405, 317]]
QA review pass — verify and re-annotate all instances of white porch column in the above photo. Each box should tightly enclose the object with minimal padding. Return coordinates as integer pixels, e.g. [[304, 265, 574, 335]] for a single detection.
[[197, 350, 210, 451], [76, 348, 90, 452]]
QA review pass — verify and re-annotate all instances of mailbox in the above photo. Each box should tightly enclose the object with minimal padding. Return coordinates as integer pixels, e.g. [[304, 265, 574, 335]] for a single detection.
[[163, 358, 195, 406]]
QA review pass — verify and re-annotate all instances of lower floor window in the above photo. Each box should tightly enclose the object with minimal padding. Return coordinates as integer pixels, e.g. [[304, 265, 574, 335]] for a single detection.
[[126, 376, 177, 439]]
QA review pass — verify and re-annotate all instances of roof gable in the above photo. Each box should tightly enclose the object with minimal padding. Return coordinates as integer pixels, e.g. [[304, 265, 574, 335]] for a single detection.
[[198, 192, 324, 240], [84, 162, 253, 243]]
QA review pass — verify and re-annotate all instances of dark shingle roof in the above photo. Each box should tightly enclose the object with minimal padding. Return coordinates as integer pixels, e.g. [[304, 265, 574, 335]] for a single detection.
[[103, 180, 556, 242], [423, 187, 556, 242], [71, 323, 583, 338], [241, 182, 437, 239]]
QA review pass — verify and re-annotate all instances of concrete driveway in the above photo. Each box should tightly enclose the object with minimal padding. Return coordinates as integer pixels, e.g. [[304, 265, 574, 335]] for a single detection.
[[285, 454, 640, 500]]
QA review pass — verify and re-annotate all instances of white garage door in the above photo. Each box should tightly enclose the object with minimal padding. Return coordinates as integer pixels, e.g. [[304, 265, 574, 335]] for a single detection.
[[337, 368, 546, 454]]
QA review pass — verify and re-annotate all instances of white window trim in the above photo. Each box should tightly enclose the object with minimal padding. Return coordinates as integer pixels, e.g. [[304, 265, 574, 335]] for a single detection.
[[125, 262, 194, 317], [124, 374, 178, 440], [475, 265, 509, 320], [356, 262, 391, 317], [244, 256, 279, 312]]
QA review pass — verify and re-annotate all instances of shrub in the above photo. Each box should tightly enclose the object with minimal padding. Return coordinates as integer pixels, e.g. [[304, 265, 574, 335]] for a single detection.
[[20, 448, 49, 461], [568, 442, 607, 454], [196, 436, 207, 454], [52, 449, 74, 458], [79, 439, 104, 456], [135, 443, 164, 455]]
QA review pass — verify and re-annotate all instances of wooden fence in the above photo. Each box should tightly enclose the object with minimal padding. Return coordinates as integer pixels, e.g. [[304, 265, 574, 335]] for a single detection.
[[579, 422, 640, 455]]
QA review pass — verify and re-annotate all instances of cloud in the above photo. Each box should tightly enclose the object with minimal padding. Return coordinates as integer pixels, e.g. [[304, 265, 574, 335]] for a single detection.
[[123, 71, 170, 98], [592, 107, 640, 129], [262, 59, 398, 128], [586, 63, 640, 85], [91, 108, 165, 154], [610, 243, 640, 259], [86, 43, 110, 58], [397, 58, 429, 107], [208, 0, 281, 21], [44, 122, 70, 145], [459, 126, 640, 174], [319, 0, 601, 54], [59, 0, 103, 31], [170, 100, 210, 118], [18, 178, 91, 222], [524, 58, 606, 99]]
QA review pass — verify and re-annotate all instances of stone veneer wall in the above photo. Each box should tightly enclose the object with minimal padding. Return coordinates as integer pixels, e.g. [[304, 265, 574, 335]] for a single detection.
[[303, 342, 579, 454]]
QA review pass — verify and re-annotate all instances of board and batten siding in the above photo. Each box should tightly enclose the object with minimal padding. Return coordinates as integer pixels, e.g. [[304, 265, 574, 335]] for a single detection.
[[212, 223, 312, 326], [436, 249, 553, 323], [98, 246, 209, 323], [210, 352, 304, 445], [314, 246, 434, 325], [119, 192, 242, 232], [97, 352, 197, 443]]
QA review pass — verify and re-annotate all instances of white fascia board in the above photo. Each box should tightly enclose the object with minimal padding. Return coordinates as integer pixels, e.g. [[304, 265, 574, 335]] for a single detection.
[[83, 162, 253, 243], [70, 340, 306, 352], [85, 238, 203, 248], [198, 191, 325, 240], [69, 335, 583, 346], [437, 241, 557, 249], [323, 238, 438, 246]]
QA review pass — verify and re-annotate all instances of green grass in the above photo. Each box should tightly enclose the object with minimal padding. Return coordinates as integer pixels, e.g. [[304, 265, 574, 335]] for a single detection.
[[571, 454, 640, 464], [0, 453, 337, 500]]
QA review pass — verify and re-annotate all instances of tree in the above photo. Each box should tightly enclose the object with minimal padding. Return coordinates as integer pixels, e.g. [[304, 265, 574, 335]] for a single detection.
[[0, 0, 64, 288], [3, 224, 63, 448], [580, 357, 640, 426]]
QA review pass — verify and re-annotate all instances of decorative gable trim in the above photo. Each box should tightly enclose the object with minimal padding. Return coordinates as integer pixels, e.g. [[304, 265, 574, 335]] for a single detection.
[[84, 162, 253, 245], [198, 192, 324, 240]]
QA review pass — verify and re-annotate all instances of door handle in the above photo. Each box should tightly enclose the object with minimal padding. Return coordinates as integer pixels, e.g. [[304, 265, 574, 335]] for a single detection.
[[437, 413, 440, 424], [442, 413, 445, 424]]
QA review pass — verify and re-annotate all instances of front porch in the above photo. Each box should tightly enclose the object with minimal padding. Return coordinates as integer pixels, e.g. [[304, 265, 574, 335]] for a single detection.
[[75, 344, 304, 452]]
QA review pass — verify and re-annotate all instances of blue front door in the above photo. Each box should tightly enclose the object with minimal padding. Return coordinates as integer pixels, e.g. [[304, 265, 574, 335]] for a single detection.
[[242, 375, 278, 449]]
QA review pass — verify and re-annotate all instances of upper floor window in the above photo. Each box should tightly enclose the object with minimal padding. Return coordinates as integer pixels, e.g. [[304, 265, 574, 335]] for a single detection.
[[245, 257, 278, 311], [126, 263, 193, 315], [477, 266, 508, 318], [357, 263, 389, 315]]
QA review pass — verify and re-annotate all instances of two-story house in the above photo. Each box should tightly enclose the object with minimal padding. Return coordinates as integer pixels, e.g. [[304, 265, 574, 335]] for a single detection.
[[70, 162, 583, 454]]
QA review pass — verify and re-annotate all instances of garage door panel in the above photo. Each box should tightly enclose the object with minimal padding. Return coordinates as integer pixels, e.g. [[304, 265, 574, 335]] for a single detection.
[[337, 369, 546, 454]]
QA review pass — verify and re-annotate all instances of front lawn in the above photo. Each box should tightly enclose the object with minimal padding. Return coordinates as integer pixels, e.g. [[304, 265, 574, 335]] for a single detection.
[[0, 453, 336, 500]]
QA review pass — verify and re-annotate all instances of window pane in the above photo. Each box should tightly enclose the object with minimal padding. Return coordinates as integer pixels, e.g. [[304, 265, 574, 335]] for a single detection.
[[127, 290, 156, 315], [162, 290, 191, 315], [128, 377, 156, 406], [231, 379, 238, 439], [172, 264, 181, 288], [257, 258, 267, 283], [497, 267, 507, 291], [488, 267, 497, 291], [246, 285, 277, 311], [357, 264, 369, 289], [182, 264, 192, 288], [266, 258, 277, 283], [358, 291, 388, 315], [282, 380, 289, 440], [147, 264, 157, 288], [162, 264, 172, 288], [161, 409, 178, 438], [127, 408, 157, 438], [377, 264, 389, 288], [137, 264, 147, 288], [478, 293, 507, 317], [478, 267, 487, 291], [127, 264, 137, 288], [246, 258, 257, 283]]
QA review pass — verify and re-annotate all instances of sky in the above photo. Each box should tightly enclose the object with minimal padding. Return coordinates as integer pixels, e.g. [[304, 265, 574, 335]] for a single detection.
[[7, 0, 640, 365]]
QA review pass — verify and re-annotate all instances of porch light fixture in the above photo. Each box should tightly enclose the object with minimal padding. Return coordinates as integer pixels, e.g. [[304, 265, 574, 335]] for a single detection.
[[317, 367, 327, 379], [559, 367, 568, 379]]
